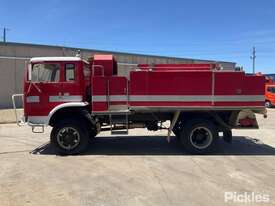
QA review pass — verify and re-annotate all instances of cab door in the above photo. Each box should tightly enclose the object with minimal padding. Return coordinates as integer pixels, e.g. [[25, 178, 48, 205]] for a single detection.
[[25, 62, 62, 117], [60, 62, 82, 103]]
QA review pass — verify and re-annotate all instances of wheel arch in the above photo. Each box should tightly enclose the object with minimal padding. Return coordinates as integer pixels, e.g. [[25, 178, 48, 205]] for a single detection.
[[175, 111, 234, 131], [48, 102, 93, 127]]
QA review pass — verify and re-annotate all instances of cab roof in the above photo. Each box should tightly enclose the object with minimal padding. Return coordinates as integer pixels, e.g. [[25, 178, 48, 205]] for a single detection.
[[30, 57, 83, 63]]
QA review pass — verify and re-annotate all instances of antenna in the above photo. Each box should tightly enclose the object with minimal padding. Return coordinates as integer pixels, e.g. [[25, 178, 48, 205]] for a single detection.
[[1, 27, 11, 42], [76, 50, 81, 57], [250, 46, 256, 74]]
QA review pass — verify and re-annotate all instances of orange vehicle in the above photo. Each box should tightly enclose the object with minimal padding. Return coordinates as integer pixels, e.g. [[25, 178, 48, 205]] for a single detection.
[[265, 83, 275, 108]]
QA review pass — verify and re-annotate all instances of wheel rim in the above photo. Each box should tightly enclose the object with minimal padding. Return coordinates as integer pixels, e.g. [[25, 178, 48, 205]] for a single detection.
[[57, 127, 80, 150], [189, 127, 213, 149], [265, 101, 271, 108]]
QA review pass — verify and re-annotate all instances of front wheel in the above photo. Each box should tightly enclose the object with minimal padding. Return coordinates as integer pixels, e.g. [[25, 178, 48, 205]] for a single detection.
[[180, 119, 219, 154], [265, 100, 272, 108], [50, 119, 90, 155]]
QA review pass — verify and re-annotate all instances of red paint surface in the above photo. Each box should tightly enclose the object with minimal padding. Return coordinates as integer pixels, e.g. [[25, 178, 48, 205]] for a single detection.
[[24, 61, 84, 116], [23, 56, 265, 116]]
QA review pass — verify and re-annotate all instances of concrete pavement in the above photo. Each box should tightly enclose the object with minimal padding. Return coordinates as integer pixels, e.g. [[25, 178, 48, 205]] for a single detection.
[[0, 109, 274, 206]]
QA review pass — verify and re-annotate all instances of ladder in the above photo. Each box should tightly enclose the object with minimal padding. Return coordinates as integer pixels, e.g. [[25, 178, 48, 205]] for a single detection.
[[107, 79, 129, 135], [109, 113, 129, 135]]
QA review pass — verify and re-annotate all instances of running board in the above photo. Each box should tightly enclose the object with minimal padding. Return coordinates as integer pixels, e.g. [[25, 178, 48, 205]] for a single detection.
[[93, 110, 131, 115], [111, 130, 128, 135]]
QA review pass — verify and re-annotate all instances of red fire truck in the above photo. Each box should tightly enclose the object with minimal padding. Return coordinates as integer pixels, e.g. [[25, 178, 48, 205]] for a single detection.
[[265, 83, 275, 108], [265, 76, 275, 108], [12, 55, 267, 154]]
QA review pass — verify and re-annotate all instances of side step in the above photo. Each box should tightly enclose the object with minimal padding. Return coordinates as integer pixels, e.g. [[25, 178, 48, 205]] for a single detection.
[[110, 113, 129, 135], [111, 130, 128, 135]]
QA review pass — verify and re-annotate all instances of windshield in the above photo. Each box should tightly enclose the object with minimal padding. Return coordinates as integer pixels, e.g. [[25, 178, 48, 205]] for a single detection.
[[267, 86, 275, 94], [30, 63, 60, 82]]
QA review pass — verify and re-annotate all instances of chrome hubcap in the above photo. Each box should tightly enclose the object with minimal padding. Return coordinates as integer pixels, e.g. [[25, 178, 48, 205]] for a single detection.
[[190, 127, 213, 149], [57, 127, 80, 150]]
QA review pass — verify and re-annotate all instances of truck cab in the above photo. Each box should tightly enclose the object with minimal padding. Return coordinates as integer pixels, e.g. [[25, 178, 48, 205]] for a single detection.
[[265, 84, 275, 108], [23, 57, 90, 125]]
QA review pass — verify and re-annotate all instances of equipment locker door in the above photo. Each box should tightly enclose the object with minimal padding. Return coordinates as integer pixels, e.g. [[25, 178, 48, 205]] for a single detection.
[[108, 76, 128, 110], [91, 76, 128, 112]]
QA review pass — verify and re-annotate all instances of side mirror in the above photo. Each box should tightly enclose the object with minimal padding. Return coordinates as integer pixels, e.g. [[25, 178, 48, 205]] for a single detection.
[[28, 63, 32, 81]]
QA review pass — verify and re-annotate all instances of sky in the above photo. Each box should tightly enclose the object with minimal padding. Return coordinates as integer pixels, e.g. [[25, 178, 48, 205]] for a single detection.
[[0, 0, 275, 73]]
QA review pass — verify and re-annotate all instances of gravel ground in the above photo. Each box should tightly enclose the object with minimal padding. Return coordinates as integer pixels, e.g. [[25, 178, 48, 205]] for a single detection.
[[0, 109, 274, 206]]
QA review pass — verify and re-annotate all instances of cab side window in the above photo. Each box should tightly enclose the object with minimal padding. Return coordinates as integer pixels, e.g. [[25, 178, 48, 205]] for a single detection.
[[65, 64, 75, 81]]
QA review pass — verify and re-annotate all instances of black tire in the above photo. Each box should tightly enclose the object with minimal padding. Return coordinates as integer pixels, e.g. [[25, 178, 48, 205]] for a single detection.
[[265, 100, 272, 108], [50, 119, 90, 155], [180, 119, 219, 154]]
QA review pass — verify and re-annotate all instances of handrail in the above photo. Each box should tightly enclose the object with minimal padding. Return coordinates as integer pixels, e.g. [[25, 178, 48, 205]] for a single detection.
[[11, 94, 24, 126]]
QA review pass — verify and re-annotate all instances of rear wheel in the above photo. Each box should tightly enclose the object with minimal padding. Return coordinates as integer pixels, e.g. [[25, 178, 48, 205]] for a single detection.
[[180, 119, 219, 154], [50, 119, 90, 155]]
